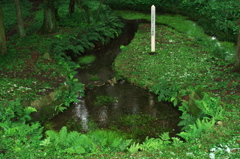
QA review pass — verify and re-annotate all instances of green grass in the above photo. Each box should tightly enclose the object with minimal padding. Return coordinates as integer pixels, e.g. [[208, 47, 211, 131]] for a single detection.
[[115, 11, 237, 96], [1, 5, 239, 158], [0, 33, 65, 102], [113, 10, 240, 158]]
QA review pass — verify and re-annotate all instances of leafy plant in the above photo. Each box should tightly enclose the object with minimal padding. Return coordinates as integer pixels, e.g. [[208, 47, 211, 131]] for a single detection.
[[0, 99, 43, 158], [90, 74, 99, 81], [119, 114, 155, 126], [150, 79, 180, 105], [41, 126, 92, 155], [128, 132, 172, 153], [88, 130, 132, 153], [41, 127, 132, 156], [106, 0, 239, 42], [177, 92, 225, 141], [94, 95, 117, 106], [2, 0, 32, 32], [50, 3, 124, 60], [0, 99, 37, 122], [178, 118, 216, 141], [55, 78, 85, 112], [194, 93, 224, 120], [78, 55, 96, 65]]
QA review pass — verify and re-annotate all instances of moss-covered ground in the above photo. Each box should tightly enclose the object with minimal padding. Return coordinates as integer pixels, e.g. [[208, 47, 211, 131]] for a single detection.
[[0, 3, 239, 157], [111, 10, 240, 158]]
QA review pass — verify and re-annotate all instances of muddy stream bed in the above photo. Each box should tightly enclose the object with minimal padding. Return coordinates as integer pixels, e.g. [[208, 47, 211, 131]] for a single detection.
[[50, 20, 182, 141]]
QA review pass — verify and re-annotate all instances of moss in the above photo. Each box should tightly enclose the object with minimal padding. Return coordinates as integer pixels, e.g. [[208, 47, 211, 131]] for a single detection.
[[78, 55, 96, 65]]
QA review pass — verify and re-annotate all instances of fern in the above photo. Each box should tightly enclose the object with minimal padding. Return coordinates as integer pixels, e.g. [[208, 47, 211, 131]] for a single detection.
[[141, 137, 165, 151], [128, 142, 142, 153], [194, 93, 224, 120], [178, 118, 216, 141], [89, 130, 132, 153], [178, 112, 198, 131], [177, 90, 225, 141], [0, 122, 9, 131], [59, 127, 68, 147], [150, 79, 180, 102], [160, 132, 171, 142], [172, 137, 183, 146], [128, 132, 171, 152]]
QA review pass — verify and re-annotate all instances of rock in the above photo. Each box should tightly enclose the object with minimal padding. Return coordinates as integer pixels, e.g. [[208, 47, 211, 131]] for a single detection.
[[30, 85, 69, 121], [107, 79, 114, 86], [112, 77, 117, 84], [42, 52, 52, 60], [119, 80, 125, 85], [216, 121, 223, 126]]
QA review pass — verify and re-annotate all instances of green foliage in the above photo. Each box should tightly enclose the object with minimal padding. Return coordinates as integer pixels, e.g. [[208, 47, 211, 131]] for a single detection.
[[41, 127, 132, 156], [119, 114, 155, 126], [88, 130, 132, 153], [49, 0, 124, 61], [114, 11, 239, 157], [106, 0, 239, 42], [41, 126, 92, 155], [2, 0, 32, 32], [113, 113, 173, 143], [186, 0, 239, 42], [94, 95, 117, 106], [28, 9, 44, 33], [177, 92, 225, 141], [0, 99, 37, 122], [50, 11, 123, 59], [128, 132, 172, 153], [55, 79, 85, 112], [90, 74, 99, 81], [150, 79, 180, 105], [178, 118, 216, 141], [0, 121, 43, 158], [209, 137, 240, 159], [0, 99, 43, 158], [78, 55, 96, 65], [194, 93, 224, 120]]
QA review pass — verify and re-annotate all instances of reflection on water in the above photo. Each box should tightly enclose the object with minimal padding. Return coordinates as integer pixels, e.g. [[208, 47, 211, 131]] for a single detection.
[[50, 20, 181, 141], [51, 82, 182, 140], [74, 96, 88, 131]]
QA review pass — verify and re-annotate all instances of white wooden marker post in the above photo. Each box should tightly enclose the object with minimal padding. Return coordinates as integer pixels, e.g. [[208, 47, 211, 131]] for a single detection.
[[151, 5, 156, 52]]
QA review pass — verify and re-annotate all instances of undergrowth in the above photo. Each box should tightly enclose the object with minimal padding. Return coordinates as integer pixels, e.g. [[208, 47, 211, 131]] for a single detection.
[[0, 1, 239, 159], [113, 10, 240, 158]]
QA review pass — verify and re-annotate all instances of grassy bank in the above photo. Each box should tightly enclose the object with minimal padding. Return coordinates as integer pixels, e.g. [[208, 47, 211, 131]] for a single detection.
[[0, 3, 239, 157], [113, 10, 240, 158]]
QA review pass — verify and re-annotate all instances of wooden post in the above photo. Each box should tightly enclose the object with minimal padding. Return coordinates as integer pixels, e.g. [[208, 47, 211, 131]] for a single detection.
[[151, 5, 155, 52]]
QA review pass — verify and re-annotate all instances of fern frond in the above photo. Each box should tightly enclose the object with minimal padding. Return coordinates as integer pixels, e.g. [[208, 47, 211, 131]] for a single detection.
[[128, 142, 142, 153]]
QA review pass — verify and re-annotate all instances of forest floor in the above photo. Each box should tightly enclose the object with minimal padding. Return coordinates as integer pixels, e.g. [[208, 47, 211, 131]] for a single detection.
[[0, 0, 65, 102], [112, 10, 240, 158], [0, 1, 239, 158]]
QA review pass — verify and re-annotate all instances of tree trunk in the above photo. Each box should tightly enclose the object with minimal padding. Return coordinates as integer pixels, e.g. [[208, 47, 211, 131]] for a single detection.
[[233, 27, 240, 72], [39, 0, 57, 34], [69, 0, 75, 14], [14, 0, 26, 38], [0, 1, 7, 55]]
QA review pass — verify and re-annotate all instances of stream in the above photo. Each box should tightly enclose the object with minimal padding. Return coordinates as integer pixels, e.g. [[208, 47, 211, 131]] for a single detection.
[[50, 20, 182, 141]]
